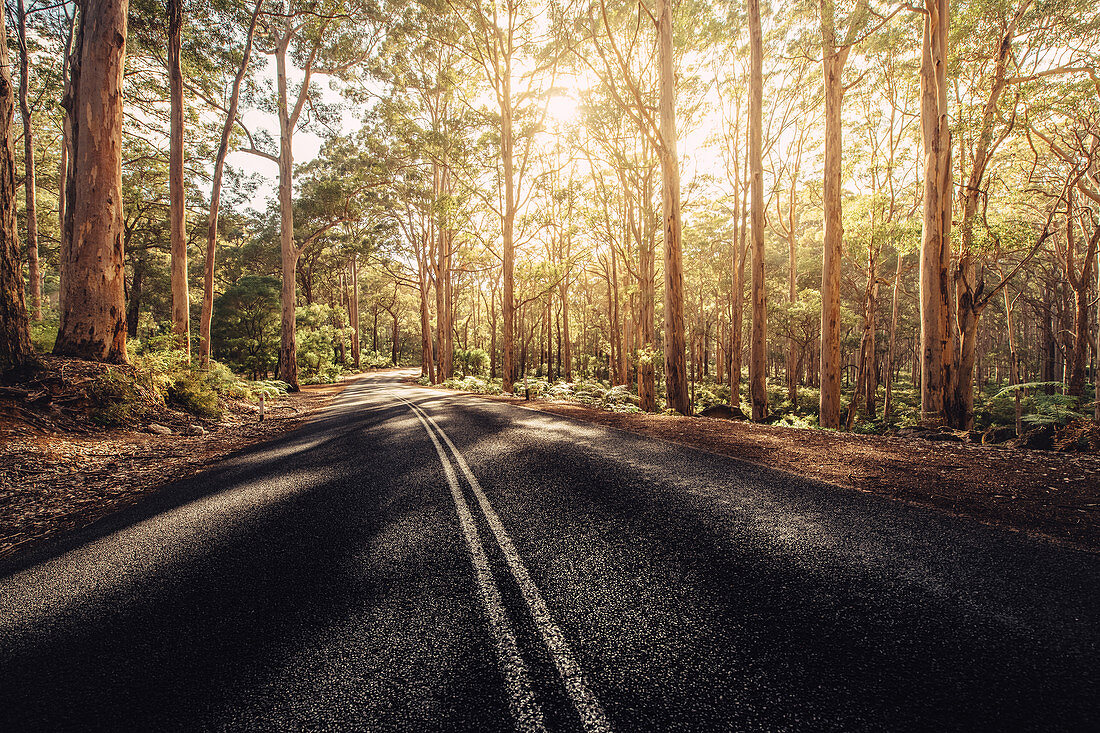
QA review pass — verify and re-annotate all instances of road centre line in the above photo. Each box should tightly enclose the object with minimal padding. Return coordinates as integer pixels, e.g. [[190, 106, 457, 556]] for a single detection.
[[393, 391, 613, 733], [405, 404, 547, 733]]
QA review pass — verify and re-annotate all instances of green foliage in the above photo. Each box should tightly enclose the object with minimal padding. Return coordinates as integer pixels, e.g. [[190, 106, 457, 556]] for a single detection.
[[89, 369, 162, 426], [296, 303, 353, 384], [454, 348, 490, 377], [361, 350, 392, 369], [1022, 394, 1090, 427], [168, 375, 223, 419], [29, 312, 59, 353], [212, 276, 281, 379], [442, 376, 503, 394]]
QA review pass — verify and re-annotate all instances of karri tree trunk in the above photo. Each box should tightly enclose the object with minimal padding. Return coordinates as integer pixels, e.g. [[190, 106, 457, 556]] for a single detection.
[[884, 254, 903, 418], [639, 213, 657, 412], [199, 0, 261, 366], [951, 2, 1025, 428], [274, 29, 299, 390], [15, 0, 40, 322], [168, 0, 188, 357], [0, 9, 33, 372], [748, 0, 767, 421], [501, 66, 517, 393], [57, 8, 76, 316], [1094, 253, 1099, 423], [918, 0, 953, 424], [657, 0, 689, 415], [350, 254, 360, 369], [1001, 282, 1023, 435], [817, 13, 852, 429], [54, 0, 129, 363]]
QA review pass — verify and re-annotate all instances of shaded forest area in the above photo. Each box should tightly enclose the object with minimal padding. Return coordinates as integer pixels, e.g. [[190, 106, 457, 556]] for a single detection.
[[0, 0, 1098, 450]]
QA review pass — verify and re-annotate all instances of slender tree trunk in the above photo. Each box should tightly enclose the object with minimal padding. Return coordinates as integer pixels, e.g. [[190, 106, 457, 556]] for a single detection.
[[15, 0, 40, 322], [748, 0, 767, 421], [951, 0, 1026, 428], [918, 0, 953, 423], [274, 34, 299, 389], [637, 169, 657, 411], [391, 311, 399, 366], [125, 254, 143, 337], [56, 9, 76, 318], [350, 255, 360, 369], [1094, 252, 1100, 423], [168, 0, 189, 358], [884, 254, 903, 418], [54, 0, 129, 363], [818, 40, 850, 428], [501, 67, 516, 393], [786, 190, 798, 409], [1002, 284, 1023, 434], [657, 0, 689, 414], [199, 0, 261, 366], [0, 8, 32, 373]]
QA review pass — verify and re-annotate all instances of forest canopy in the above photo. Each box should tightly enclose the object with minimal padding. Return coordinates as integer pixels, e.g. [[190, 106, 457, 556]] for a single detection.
[[3, 0, 1099, 437]]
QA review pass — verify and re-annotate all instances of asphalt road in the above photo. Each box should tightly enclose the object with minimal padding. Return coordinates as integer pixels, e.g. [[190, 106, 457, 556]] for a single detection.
[[2, 370, 1098, 732]]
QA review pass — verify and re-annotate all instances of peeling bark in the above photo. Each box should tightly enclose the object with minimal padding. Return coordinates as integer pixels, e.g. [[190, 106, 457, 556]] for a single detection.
[[54, 0, 129, 364]]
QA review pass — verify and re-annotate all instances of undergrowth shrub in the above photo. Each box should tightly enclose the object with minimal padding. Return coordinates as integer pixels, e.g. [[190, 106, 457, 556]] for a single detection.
[[168, 375, 223, 419], [88, 368, 162, 426]]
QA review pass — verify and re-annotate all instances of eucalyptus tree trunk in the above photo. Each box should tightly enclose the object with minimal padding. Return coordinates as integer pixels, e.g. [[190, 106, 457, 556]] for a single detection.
[[786, 188, 798, 409], [818, 11, 851, 429], [951, 1, 1025, 428], [15, 0, 40, 322], [54, 0, 129, 363], [274, 27, 299, 389], [199, 0, 262, 367], [657, 0, 689, 414], [884, 254, 903, 418], [350, 254, 360, 369], [1064, 206, 1099, 398], [919, 0, 953, 424], [1001, 283, 1023, 434], [168, 0, 189, 358], [1094, 254, 1099, 423], [57, 8, 76, 315], [638, 204, 657, 411], [0, 9, 33, 372], [501, 64, 516, 393], [748, 0, 767, 422]]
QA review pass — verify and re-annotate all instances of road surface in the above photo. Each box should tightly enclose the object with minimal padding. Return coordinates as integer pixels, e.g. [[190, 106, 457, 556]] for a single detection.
[[2, 371, 1098, 731]]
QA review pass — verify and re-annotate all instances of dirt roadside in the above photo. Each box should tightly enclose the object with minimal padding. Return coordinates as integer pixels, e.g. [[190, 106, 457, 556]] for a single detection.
[[0, 376, 357, 563], [464, 392, 1100, 552]]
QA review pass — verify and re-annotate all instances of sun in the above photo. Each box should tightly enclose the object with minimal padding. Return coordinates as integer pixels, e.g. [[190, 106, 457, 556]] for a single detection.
[[545, 94, 580, 127]]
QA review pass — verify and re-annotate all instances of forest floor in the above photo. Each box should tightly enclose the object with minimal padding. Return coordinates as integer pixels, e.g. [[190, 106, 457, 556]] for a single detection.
[[466, 392, 1100, 552], [0, 360, 356, 562]]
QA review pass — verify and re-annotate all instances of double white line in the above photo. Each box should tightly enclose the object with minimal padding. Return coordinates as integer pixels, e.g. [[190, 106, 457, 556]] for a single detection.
[[391, 392, 611, 733]]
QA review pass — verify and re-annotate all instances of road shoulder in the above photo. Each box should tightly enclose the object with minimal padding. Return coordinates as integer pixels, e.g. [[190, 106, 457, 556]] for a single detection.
[[425, 386, 1100, 553], [0, 375, 362, 563]]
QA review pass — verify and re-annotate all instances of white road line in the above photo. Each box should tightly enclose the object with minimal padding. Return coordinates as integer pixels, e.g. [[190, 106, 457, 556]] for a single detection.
[[406, 406, 547, 733], [397, 393, 613, 733]]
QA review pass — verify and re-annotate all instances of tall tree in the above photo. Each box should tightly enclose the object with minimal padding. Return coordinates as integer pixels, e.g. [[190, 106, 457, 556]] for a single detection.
[[13, 0, 40, 322], [918, 0, 952, 423], [167, 0, 188, 357], [657, 0, 689, 414], [748, 0, 767, 421], [241, 1, 377, 390], [198, 0, 263, 367], [0, 7, 33, 372], [54, 0, 129, 363]]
